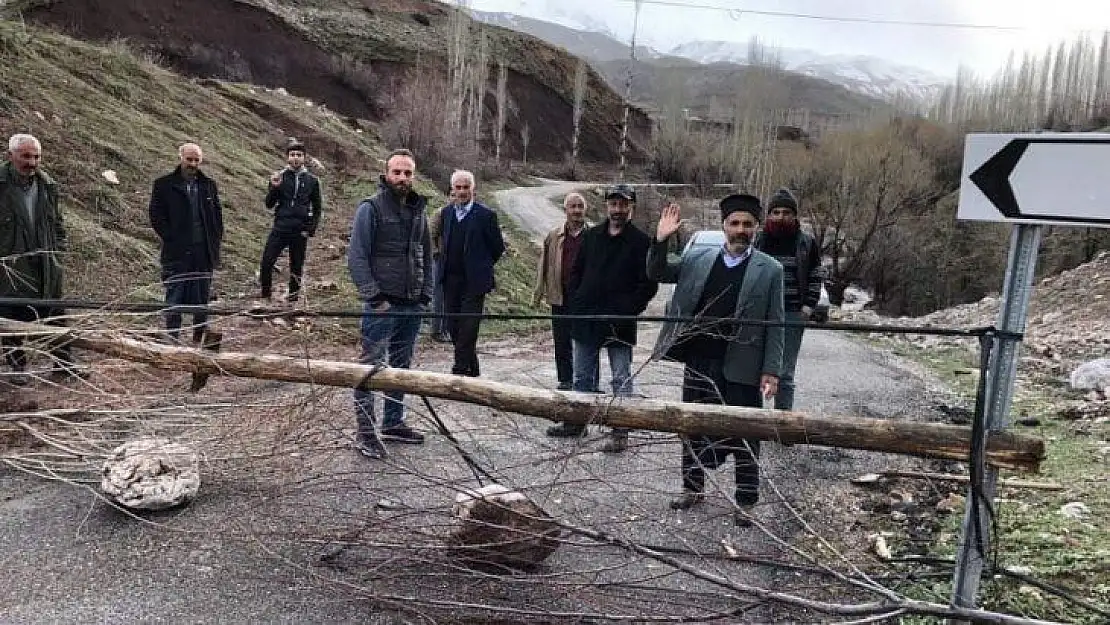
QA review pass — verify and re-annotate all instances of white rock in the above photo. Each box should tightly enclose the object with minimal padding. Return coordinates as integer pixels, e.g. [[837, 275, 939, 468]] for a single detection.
[[1072, 359, 1110, 390], [33, 110, 45, 121], [275, 87, 289, 96], [868, 533, 893, 560], [100, 437, 200, 510], [1059, 502, 1090, 520], [101, 170, 120, 185]]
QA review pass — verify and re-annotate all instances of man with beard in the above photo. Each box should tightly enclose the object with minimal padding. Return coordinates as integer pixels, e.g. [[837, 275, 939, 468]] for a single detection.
[[435, 170, 505, 378], [647, 194, 784, 526], [533, 192, 591, 393], [258, 138, 323, 304], [347, 149, 434, 458], [754, 188, 823, 411], [149, 142, 224, 344], [554, 184, 657, 452], [0, 133, 88, 384]]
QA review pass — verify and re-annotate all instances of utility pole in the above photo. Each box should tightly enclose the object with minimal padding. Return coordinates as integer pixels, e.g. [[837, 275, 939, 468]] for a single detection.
[[617, 0, 643, 181]]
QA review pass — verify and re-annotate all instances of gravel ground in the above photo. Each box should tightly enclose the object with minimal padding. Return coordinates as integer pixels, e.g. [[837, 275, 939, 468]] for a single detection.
[[0, 182, 947, 623]]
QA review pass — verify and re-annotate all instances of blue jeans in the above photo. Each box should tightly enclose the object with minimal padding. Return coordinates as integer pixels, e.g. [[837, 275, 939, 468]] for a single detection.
[[163, 271, 212, 340], [776, 311, 806, 411], [572, 339, 633, 396], [354, 302, 422, 435]]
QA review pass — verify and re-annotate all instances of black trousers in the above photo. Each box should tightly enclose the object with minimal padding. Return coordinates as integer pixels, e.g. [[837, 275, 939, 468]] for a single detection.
[[259, 229, 308, 298], [0, 305, 74, 370], [442, 274, 484, 376], [550, 304, 573, 387], [680, 356, 762, 506]]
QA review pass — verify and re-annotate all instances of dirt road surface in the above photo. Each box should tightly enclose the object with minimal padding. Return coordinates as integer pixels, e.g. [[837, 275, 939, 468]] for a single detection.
[[0, 181, 945, 623]]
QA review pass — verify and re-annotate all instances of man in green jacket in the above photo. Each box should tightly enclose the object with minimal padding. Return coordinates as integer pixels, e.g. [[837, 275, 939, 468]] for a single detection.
[[0, 134, 86, 385], [648, 194, 784, 526]]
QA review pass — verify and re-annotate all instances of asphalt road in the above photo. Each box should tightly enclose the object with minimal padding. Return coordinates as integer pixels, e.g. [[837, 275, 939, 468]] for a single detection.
[[0, 180, 943, 623]]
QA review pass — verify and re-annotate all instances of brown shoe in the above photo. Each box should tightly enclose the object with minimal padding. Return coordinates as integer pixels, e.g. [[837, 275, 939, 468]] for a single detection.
[[669, 492, 705, 510]]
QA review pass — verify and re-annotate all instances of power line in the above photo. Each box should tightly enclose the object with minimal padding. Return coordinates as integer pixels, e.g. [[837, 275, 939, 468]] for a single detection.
[[613, 0, 1096, 32]]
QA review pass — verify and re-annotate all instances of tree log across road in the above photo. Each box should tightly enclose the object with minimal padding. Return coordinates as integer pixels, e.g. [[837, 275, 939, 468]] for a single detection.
[[0, 319, 1045, 472]]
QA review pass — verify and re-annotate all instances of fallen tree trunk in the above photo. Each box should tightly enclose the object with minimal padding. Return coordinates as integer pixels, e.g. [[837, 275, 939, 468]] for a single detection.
[[2, 319, 1045, 471]]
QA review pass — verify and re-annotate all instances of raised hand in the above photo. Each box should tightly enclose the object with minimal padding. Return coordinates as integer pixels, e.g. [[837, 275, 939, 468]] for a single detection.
[[656, 202, 684, 242]]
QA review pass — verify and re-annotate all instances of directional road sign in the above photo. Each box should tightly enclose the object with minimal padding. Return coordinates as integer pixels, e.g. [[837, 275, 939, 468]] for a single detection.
[[959, 132, 1110, 227]]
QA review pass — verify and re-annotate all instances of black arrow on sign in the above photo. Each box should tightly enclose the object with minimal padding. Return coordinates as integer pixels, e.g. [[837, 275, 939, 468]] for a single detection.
[[969, 137, 1110, 225]]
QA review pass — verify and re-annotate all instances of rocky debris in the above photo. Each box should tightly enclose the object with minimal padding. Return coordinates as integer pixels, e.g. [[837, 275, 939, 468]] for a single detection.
[[868, 533, 893, 560], [843, 252, 1110, 420], [1059, 501, 1090, 520], [936, 492, 965, 514], [448, 483, 562, 570], [1070, 358, 1110, 391], [100, 437, 200, 510]]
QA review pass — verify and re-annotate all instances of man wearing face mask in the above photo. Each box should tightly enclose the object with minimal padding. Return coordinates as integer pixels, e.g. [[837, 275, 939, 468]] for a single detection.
[[258, 138, 323, 304], [533, 192, 591, 394], [648, 194, 784, 526], [347, 149, 434, 458], [558, 184, 658, 451], [754, 188, 823, 412]]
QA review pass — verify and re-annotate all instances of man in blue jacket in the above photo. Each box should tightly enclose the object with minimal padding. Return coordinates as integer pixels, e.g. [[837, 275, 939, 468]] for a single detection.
[[435, 170, 505, 378], [259, 139, 323, 303], [347, 149, 433, 459]]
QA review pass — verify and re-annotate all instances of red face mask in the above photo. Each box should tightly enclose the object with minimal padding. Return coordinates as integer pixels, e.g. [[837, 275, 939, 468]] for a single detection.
[[764, 219, 798, 237]]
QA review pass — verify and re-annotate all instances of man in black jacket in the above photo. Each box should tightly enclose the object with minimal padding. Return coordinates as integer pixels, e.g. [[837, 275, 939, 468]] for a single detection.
[[148, 143, 224, 343], [259, 139, 323, 303], [546, 184, 658, 452]]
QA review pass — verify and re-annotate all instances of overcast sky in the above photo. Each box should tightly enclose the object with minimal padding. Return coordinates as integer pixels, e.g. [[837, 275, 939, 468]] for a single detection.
[[468, 0, 1110, 77]]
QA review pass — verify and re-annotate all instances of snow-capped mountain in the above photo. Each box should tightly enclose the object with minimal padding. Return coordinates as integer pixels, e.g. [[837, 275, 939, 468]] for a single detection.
[[465, 0, 947, 104], [669, 41, 947, 103]]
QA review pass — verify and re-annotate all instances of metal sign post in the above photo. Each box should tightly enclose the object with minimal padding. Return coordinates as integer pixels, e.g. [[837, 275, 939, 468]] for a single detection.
[[949, 131, 1110, 612], [949, 223, 1042, 610]]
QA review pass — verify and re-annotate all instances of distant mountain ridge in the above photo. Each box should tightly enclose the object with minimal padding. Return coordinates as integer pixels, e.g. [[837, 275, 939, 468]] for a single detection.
[[472, 7, 946, 104]]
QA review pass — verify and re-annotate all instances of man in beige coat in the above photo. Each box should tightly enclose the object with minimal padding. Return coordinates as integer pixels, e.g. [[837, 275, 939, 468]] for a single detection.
[[533, 192, 589, 396]]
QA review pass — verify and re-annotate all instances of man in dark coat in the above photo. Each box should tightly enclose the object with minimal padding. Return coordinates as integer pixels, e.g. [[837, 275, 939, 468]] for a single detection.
[[347, 149, 434, 458], [435, 170, 505, 378], [546, 184, 658, 452], [0, 133, 87, 384], [259, 138, 323, 303], [148, 142, 224, 343], [648, 194, 784, 526]]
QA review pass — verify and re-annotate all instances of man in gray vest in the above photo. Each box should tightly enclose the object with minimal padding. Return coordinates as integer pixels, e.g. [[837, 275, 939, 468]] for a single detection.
[[347, 149, 434, 458], [0, 134, 87, 384]]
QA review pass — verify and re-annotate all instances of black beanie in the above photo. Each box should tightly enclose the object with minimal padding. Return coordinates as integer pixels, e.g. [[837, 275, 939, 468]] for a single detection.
[[719, 193, 763, 222], [286, 138, 307, 154], [768, 188, 798, 213]]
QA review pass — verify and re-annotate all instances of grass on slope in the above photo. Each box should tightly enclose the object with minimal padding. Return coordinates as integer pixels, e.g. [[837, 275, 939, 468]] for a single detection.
[[0, 20, 542, 334]]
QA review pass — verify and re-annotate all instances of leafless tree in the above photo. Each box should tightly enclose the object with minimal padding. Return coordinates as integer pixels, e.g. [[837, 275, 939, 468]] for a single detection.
[[570, 58, 588, 178]]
